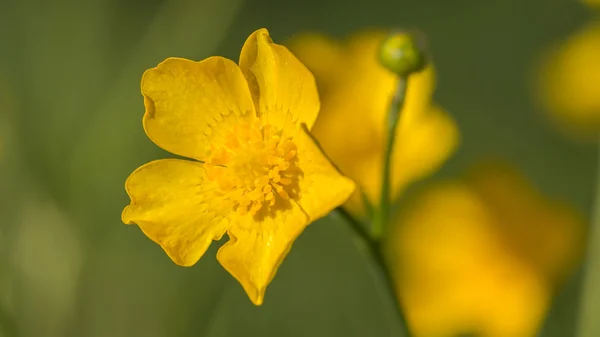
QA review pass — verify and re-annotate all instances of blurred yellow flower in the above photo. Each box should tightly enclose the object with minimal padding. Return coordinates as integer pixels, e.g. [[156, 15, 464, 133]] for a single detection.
[[537, 21, 600, 138], [289, 31, 459, 217], [389, 163, 584, 337], [122, 28, 355, 305]]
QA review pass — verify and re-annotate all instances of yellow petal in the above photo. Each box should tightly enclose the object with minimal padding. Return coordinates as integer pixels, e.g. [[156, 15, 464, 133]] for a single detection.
[[299, 31, 442, 217], [345, 30, 437, 123], [141, 57, 256, 160], [214, 125, 353, 305], [216, 202, 308, 305], [286, 33, 346, 94], [537, 21, 600, 137], [122, 159, 228, 266], [313, 98, 457, 217], [391, 182, 551, 337], [391, 104, 460, 200], [239, 28, 320, 130], [466, 162, 586, 282], [294, 125, 356, 220], [388, 164, 586, 337], [291, 30, 436, 125], [583, 0, 600, 7]]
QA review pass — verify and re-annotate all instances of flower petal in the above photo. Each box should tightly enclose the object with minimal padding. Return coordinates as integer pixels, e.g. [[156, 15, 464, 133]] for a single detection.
[[465, 162, 586, 281], [286, 33, 346, 94], [391, 104, 459, 199], [389, 171, 580, 337], [141, 57, 256, 160], [239, 28, 320, 130], [537, 22, 600, 137], [311, 88, 452, 217], [346, 31, 437, 123], [122, 159, 229, 266], [294, 125, 356, 220], [217, 202, 308, 305]]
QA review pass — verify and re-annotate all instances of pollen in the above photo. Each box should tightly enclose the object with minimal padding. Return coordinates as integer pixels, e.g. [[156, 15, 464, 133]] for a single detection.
[[205, 120, 299, 216]]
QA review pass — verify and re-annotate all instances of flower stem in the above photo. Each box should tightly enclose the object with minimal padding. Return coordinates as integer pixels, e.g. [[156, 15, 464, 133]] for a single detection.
[[576, 137, 600, 337], [372, 77, 408, 239], [337, 208, 413, 336]]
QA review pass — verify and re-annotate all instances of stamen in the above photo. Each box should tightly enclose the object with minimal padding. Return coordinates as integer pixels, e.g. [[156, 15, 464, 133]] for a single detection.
[[205, 121, 298, 216]]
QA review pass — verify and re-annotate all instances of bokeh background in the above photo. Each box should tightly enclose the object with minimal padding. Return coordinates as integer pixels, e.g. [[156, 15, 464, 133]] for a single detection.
[[0, 0, 597, 336]]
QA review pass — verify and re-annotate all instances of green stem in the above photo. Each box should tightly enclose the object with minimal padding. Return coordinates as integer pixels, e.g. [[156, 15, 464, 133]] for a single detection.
[[576, 138, 600, 337], [337, 206, 372, 243], [337, 208, 413, 336], [372, 77, 408, 239]]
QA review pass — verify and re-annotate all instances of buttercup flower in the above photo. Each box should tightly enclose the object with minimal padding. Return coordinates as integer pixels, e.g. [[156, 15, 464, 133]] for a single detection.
[[122, 28, 355, 305], [537, 21, 600, 139], [389, 162, 584, 337], [288, 31, 459, 217]]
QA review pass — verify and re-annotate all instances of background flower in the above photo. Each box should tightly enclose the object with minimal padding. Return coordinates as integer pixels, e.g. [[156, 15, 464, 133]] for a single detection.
[[0, 0, 594, 336], [289, 31, 459, 217], [536, 20, 600, 139], [388, 162, 585, 337]]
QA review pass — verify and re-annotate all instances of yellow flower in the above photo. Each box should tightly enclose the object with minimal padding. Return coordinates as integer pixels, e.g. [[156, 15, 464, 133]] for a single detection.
[[288, 31, 459, 217], [122, 28, 355, 305], [537, 21, 600, 139], [389, 162, 584, 337]]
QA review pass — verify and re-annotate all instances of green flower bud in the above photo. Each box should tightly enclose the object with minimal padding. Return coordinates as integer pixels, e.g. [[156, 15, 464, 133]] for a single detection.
[[378, 31, 428, 76]]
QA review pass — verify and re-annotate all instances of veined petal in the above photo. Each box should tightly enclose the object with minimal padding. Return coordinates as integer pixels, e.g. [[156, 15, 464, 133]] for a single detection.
[[294, 125, 356, 220], [217, 203, 308, 305], [239, 28, 320, 130], [122, 159, 228, 266], [141, 57, 256, 161]]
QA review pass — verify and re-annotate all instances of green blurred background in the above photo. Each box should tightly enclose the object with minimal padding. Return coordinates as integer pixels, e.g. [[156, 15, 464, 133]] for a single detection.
[[0, 0, 596, 336]]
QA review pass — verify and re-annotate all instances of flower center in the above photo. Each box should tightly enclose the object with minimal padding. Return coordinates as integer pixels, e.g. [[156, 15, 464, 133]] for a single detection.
[[205, 120, 299, 216]]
